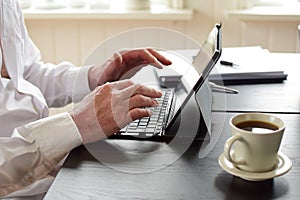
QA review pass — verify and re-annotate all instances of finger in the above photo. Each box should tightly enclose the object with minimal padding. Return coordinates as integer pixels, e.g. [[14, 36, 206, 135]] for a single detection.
[[122, 84, 162, 99], [122, 49, 165, 69], [147, 48, 172, 66], [132, 84, 162, 98], [112, 51, 123, 66], [140, 50, 165, 69], [129, 108, 152, 121], [129, 94, 158, 110], [112, 79, 135, 90]]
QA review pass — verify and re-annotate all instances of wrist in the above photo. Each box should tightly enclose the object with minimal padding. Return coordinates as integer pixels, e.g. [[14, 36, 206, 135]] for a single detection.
[[88, 66, 99, 91], [69, 109, 103, 145]]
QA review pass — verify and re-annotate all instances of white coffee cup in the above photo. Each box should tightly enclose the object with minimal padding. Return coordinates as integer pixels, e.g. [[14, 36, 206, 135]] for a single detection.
[[224, 113, 286, 172]]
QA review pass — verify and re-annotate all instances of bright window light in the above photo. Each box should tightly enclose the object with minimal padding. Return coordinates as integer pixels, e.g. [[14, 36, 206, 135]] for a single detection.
[[257, 0, 299, 6], [20, 0, 183, 10]]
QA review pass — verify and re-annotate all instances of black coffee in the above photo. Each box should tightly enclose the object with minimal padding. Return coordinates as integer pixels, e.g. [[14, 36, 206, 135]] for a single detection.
[[236, 120, 279, 134]]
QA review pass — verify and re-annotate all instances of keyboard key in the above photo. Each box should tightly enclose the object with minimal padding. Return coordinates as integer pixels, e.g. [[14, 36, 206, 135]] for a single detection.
[[117, 88, 175, 137]]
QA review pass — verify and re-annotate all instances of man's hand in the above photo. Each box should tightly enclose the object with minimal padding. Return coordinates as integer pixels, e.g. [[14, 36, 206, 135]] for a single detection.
[[88, 48, 172, 90], [70, 80, 162, 144]]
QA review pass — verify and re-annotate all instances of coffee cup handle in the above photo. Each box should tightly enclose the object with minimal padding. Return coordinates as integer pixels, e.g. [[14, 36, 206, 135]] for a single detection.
[[224, 135, 246, 165]]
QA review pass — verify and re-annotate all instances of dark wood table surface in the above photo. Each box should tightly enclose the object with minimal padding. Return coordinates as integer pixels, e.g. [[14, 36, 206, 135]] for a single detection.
[[44, 53, 300, 200], [212, 53, 300, 114]]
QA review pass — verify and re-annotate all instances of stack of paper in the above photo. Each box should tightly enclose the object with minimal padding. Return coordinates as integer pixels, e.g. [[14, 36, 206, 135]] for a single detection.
[[209, 46, 288, 85]]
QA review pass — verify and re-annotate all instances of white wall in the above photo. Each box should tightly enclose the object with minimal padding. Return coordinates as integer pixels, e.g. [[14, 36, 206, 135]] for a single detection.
[[25, 0, 299, 66]]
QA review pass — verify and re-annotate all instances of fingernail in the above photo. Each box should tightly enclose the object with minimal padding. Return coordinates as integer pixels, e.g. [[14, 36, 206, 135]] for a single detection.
[[156, 90, 163, 96], [153, 99, 159, 106]]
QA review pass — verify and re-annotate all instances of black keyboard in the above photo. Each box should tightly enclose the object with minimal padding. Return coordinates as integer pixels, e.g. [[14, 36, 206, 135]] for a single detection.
[[117, 88, 176, 138]]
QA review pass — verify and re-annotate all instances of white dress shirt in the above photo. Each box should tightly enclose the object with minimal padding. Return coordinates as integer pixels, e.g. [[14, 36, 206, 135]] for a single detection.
[[0, 0, 91, 198]]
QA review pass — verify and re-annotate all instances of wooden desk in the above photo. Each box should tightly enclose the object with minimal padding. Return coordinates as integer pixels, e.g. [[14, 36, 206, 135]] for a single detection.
[[44, 53, 300, 200]]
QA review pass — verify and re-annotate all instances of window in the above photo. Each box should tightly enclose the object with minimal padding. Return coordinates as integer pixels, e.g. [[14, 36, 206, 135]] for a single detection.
[[232, 0, 300, 21], [255, 0, 299, 6], [238, 0, 300, 9], [20, 0, 184, 10]]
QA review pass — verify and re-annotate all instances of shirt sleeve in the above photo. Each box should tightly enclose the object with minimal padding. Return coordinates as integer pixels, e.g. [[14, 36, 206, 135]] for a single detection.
[[17, 2, 92, 107], [0, 112, 82, 197]]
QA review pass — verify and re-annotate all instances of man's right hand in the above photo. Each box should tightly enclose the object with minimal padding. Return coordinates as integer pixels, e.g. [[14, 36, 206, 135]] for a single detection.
[[70, 80, 162, 144]]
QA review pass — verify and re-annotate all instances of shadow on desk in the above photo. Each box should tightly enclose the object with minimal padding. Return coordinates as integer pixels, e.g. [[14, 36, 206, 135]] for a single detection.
[[214, 172, 289, 200], [63, 138, 205, 172]]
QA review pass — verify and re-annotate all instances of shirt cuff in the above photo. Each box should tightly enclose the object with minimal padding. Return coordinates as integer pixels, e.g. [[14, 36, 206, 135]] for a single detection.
[[19, 112, 83, 161], [67, 65, 92, 103]]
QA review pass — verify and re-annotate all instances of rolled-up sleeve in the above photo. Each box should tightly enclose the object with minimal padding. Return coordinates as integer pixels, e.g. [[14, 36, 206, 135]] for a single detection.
[[0, 112, 82, 197]]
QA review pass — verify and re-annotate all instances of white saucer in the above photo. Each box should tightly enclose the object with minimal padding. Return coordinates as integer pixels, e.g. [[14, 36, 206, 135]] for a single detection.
[[218, 152, 292, 181]]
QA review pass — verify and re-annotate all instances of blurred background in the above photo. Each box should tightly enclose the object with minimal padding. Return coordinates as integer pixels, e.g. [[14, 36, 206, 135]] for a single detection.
[[20, 0, 300, 66]]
